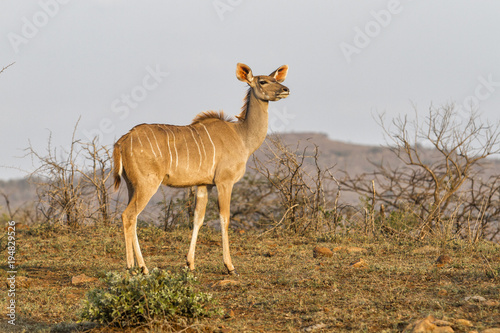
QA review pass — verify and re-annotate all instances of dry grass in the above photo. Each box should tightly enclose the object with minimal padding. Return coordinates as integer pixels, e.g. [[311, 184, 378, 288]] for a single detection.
[[1, 223, 499, 332]]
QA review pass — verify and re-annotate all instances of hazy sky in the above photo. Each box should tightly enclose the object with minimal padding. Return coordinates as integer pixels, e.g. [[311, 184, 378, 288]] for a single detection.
[[1, 1, 500, 180]]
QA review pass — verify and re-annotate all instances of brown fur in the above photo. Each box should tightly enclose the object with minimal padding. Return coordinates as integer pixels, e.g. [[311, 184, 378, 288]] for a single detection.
[[113, 146, 122, 191], [191, 110, 236, 124], [235, 89, 251, 121]]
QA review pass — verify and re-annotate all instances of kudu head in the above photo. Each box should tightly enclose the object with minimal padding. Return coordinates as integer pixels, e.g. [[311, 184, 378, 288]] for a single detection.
[[236, 63, 290, 101]]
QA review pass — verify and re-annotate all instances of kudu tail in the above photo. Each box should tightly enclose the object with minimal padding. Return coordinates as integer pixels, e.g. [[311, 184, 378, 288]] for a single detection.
[[113, 145, 122, 191]]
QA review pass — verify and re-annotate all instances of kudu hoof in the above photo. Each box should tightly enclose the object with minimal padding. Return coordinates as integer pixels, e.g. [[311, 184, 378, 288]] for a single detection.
[[228, 269, 239, 276]]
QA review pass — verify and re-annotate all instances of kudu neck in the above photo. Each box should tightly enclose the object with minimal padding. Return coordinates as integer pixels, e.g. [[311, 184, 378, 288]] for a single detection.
[[238, 88, 269, 155]]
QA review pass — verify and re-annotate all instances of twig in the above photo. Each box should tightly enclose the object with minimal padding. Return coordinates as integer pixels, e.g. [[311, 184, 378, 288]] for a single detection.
[[257, 204, 299, 238], [0, 62, 14, 75]]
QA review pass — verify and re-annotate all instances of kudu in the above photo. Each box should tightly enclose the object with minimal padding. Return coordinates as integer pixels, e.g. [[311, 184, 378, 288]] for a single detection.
[[113, 63, 289, 274]]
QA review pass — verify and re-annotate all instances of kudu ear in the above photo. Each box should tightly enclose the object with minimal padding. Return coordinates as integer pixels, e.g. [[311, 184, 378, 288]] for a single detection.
[[236, 63, 253, 84], [269, 65, 288, 83]]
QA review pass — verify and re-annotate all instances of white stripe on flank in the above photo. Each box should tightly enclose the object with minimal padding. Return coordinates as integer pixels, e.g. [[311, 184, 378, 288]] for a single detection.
[[193, 126, 207, 162], [200, 123, 216, 172], [172, 129, 179, 169], [158, 125, 173, 169], [188, 126, 202, 171], [145, 133, 157, 158], [137, 131, 144, 149], [184, 131, 190, 171], [130, 134, 133, 156], [149, 127, 163, 158]]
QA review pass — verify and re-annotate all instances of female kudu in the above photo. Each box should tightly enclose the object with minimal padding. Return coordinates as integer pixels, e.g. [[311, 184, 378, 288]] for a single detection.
[[113, 63, 289, 274]]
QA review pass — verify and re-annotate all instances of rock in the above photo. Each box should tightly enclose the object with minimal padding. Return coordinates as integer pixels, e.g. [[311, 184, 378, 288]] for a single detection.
[[346, 246, 367, 253], [483, 329, 500, 333], [455, 319, 473, 327], [211, 279, 240, 289], [433, 319, 453, 327], [464, 296, 486, 302], [411, 315, 437, 332], [313, 246, 333, 258], [224, 309, 235, 318], [436, 255, 452, 266], [302, 322, 327, 332], [350, 258, 368, 268], [71, 274, 97, 285], [408, 315, 454, 333], [437, 289, 448, 296], [484, 300, 500, 307]]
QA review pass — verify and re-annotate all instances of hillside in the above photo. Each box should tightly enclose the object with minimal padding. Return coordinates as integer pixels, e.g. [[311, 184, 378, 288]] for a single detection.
[[2, 132, 500, 222]]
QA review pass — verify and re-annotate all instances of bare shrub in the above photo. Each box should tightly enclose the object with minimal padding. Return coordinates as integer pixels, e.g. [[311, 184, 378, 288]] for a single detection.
[[27, 127, 86, 227], [342, 104, 500, 240], [78, 139, 116, 225], [253, 135, 340, 234], [157, 187, 196, 231], [26, 121, 118, 228]]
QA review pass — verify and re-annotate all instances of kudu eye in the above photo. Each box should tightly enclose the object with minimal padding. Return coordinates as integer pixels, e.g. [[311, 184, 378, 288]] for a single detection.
[[259, 80, 267, 85]]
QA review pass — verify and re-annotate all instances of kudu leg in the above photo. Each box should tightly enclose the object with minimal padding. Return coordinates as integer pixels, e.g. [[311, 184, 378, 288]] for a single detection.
[[186, 185, 209, 271], [122, 185, 158, 274], [217, 183, 236, 274]]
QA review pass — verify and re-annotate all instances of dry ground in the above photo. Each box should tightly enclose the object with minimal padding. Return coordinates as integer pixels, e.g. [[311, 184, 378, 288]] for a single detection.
[[1, 223, 499, 332]]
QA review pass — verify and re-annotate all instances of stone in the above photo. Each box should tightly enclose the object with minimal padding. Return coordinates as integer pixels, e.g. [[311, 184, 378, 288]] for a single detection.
[[437, 289, 448, 296], [436, 255, 452, 266], [455, 319, 473, 327], [350, 258, 368, 268], [409, 315, 454, 333], [412, 315, 437, 332], [211, 279, 240, 289], [302, 322, 327, 332], [313, 246, 333, 258], [71, 274, 97, 285], [464, 295, 486, 302], [345, 246, 367, 253], [225, 309, 235, 318], [483, 329, 500, 333]]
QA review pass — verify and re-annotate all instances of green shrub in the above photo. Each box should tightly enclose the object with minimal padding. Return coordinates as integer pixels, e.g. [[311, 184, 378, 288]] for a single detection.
[[79, 268, 220, 327]]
